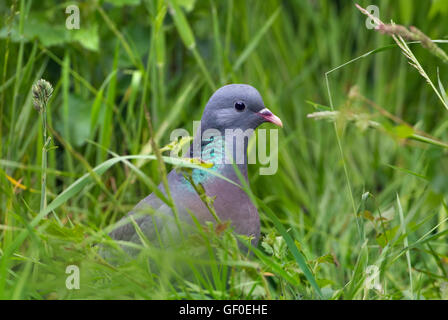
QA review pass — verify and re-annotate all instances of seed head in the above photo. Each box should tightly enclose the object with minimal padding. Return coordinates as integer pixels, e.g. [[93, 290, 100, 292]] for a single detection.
[[32, 79, 53, 112]]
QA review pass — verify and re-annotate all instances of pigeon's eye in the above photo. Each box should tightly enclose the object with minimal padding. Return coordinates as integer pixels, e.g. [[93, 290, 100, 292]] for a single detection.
[[234, 101, 246, 112]]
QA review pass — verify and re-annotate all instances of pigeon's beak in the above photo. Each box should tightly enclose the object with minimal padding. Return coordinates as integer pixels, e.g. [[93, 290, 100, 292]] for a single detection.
[[256, 108, 283, 128]]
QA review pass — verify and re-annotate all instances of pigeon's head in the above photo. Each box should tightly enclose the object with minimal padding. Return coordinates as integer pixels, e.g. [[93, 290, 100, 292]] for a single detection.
[[200, 84, 282, 133]]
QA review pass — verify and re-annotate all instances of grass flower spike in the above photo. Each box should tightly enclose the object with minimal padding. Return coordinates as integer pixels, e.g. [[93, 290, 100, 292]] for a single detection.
[[32, 78, 53, 212], [32, 79, 53, 112]]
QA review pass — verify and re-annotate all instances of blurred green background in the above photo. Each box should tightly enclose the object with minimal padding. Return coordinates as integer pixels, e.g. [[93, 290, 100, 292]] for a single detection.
[[1, 0, 448, 299]]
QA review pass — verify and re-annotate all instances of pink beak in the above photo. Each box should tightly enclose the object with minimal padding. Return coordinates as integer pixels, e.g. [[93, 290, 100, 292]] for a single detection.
[[256, 108, 283, 127]]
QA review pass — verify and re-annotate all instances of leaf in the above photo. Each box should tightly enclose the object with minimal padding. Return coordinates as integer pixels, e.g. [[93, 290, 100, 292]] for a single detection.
[[272, 236, 287, 259], [385, 164, 429, 181], [258, 202, 323, 298], [177, 0, 196, 11], [178, 157, 214, 169], [160, 136, 193, 157], [398, 0, 413, 24], [72, 24, 99, 51], [317, 279, 335, 288], [105, 0, 141, 6], [45, 222, 85, 242], [233, 7, 281, 71], [0, 14, 99, 51], [320, 286, 336, 299], [261, 241, 274, 255], [393, 125, 415, 139], [437, 68, 448, 107], [429, 0, 448, 18], [306, 100, 332, 111], [409, 134, 448, 149], [376, 226, 399, 248], [316, 253, 337, 266], [168, 0, 196, 49], [24, 18, 70, 47], [362, 210, 375, 221]]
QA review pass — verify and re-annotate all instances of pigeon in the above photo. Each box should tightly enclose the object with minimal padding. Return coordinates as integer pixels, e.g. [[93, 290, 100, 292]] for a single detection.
[[108, 84, 282, 256]]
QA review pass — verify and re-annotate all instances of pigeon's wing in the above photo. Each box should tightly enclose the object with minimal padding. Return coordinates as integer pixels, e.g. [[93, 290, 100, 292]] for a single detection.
[[128, 201, 183, 246], [108, 192, 166, 242]]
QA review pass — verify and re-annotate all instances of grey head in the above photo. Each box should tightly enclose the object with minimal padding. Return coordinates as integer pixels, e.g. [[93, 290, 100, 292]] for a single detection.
[[200, 84, 282, 133]]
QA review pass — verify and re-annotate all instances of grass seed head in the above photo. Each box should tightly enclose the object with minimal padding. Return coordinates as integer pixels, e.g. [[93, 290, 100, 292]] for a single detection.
[[32, 79, 53, 112]]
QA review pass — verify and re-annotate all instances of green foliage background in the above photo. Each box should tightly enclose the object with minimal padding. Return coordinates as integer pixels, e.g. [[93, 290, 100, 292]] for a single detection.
[[1, 0, 448, 299]]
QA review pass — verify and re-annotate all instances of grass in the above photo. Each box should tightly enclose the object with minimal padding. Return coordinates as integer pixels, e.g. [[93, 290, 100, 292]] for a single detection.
[[0, 0, 448, 299]]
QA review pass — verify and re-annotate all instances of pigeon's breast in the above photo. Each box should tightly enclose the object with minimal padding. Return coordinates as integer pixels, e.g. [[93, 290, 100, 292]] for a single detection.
[[172, 136, 260, 245]]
